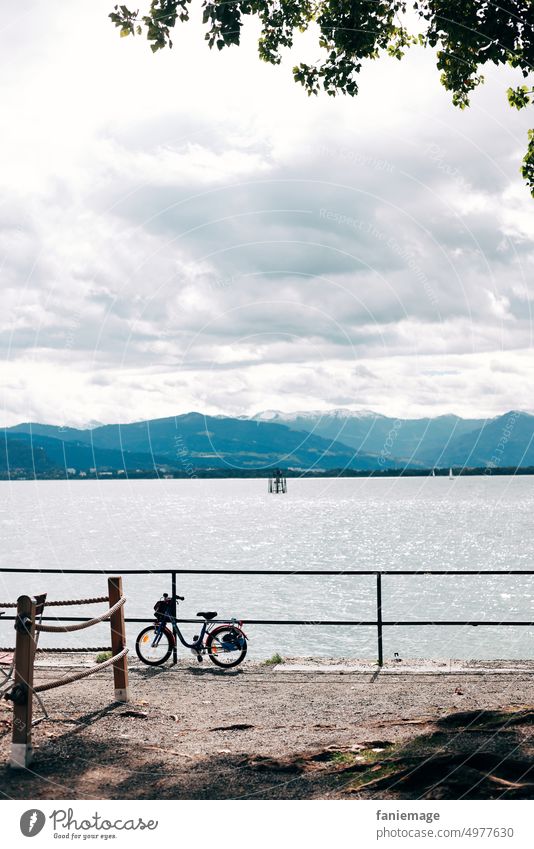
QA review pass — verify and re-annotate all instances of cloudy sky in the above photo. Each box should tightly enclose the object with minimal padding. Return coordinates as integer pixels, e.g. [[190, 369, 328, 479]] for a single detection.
[[1, 1, 533, 426]]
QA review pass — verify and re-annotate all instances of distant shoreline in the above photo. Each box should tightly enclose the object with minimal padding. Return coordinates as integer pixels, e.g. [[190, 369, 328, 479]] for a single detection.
[[1, 466, 533, 481]]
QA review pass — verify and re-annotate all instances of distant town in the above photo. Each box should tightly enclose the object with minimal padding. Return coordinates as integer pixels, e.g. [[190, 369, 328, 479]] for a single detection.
[[3, 466, 534, 481]]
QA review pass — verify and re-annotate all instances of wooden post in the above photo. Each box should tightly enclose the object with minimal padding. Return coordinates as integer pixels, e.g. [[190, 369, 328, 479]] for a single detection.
[[10, 595, 37, 768], [108, 576, 129, 702]]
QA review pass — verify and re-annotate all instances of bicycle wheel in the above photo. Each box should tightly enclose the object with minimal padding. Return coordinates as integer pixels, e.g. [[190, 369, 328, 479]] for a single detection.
[[135, 625, 173, 666], [206, 626, 247, 669]]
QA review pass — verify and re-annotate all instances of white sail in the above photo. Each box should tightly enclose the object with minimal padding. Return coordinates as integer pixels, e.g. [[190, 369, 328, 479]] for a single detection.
[[449, 467, 454, 479]]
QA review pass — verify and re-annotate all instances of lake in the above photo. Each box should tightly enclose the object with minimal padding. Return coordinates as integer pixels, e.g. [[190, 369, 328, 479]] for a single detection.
[[0, 476, 533, 659]]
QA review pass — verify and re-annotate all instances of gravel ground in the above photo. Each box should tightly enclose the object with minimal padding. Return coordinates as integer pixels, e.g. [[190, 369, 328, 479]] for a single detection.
[[1, 656, 533, 800]]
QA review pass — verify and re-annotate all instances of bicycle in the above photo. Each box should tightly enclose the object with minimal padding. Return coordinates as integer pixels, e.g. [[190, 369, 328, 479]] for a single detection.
[[135, 594, 248, 669]]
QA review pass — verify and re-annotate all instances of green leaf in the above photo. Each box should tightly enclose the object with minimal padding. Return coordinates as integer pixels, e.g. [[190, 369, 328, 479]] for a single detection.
[[107, 0, 534, 198], [507, 85, 531, 110]]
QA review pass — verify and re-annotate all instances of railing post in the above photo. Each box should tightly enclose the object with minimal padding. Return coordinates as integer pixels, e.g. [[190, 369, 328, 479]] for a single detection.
[[10, 595, 36, 768], [376, 573, 384, 667], [171, 571, 178, 665], [108, 577, 129, 703]]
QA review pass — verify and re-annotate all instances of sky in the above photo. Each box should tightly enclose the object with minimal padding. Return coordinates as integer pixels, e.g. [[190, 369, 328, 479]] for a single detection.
[[1, 1, 533, 427]]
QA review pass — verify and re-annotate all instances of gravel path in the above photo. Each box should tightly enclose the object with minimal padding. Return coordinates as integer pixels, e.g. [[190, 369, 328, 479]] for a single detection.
[[1, 657, 533, 800]]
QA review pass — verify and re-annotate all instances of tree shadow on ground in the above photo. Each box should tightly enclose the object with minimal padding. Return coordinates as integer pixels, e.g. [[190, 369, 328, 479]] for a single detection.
[[151, 708, 534, 801], [0, 707, 533, 800], [339, 708, 534, 799]]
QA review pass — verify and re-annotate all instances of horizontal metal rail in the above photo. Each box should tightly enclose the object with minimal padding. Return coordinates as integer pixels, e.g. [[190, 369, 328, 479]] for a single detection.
[[1, 616, 533, 626], [1, 567, 533, 666], [0, 567, 533, 574]]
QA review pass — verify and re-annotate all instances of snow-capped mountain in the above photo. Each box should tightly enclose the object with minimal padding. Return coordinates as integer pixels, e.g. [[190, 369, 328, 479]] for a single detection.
[[250, 409, 494, 466], [251, 408, 383, 422], [4, 410, 534, 475]]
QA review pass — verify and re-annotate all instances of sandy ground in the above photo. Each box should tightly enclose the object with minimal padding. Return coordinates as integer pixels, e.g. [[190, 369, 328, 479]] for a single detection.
[[1, 656, 533, 800]]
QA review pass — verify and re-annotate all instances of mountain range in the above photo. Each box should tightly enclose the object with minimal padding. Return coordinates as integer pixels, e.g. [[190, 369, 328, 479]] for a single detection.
[[251, 409, 534, 469], [1, 409, 533, 477]]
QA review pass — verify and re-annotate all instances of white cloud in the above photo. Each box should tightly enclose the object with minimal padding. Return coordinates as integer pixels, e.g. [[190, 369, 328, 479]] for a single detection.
[[1, 0, 533, 425]]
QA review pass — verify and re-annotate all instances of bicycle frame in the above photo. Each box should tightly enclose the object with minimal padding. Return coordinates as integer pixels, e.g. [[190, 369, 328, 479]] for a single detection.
[[152, 614, 246, 655], [152, 615, 213, 652]]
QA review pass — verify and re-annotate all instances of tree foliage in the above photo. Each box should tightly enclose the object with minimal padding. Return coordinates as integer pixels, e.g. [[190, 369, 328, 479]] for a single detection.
[[109, 1, 534, 195]]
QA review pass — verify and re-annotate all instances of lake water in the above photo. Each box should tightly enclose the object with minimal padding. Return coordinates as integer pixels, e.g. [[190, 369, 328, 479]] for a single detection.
[[1, 476, 533, 659]]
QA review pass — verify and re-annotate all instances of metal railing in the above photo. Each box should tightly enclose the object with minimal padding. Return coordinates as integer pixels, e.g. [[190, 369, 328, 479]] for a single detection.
[[1, 567, 533, 666]]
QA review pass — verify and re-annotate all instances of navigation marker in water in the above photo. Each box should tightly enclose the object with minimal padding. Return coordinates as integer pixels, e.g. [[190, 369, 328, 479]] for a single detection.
[[268, 469, 287, 494]]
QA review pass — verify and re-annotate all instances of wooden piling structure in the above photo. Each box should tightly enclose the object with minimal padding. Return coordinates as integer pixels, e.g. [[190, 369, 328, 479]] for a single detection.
[[268, 469, 287, 494], [108, 576, 129, 702]]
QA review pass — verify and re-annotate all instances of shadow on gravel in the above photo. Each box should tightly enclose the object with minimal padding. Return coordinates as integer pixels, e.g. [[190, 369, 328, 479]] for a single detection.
[[341, 708, 534, 799], [132, 666, 173, 681], [1, 707, 533, 800], [133, 665, 244, 679], [219, 708, 534, 800], [187, 667, 244, 677]]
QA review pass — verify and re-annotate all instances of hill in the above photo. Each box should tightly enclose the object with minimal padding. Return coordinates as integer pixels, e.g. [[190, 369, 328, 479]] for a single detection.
[[4, 409, 534, 477], [250, 410, 534, 469], [4, 414, 394, 475]]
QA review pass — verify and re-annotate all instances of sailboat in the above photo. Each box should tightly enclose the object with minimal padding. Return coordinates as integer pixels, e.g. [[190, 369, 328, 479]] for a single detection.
[[431, 468, 436, 477], [448, 467, 454, 480]]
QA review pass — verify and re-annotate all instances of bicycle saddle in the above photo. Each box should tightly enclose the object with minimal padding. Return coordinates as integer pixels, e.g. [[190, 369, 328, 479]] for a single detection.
[[197, 611, 218, 620]]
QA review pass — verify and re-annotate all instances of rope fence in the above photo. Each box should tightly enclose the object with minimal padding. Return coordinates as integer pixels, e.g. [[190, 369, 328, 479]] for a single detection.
[[34, 648, 128, 693], [0, 596, 109, 609], [41, 596, 110, 607], [35, 596, 126, 632], [4, 577, 129, 769], [1, 647, 113, 654]]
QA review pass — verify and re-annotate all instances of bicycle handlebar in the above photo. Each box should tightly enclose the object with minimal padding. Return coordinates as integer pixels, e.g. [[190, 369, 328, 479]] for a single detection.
[[176, 595, 185, 602]]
